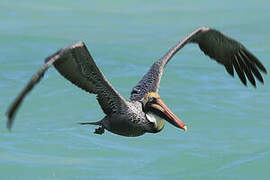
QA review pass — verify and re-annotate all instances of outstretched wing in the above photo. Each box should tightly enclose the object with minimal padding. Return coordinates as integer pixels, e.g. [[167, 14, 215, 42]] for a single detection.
[[129, 60, 165, 101], [6, 42, 127, 130], [130, 27, 267, 101], [192, 28, 267, 86]]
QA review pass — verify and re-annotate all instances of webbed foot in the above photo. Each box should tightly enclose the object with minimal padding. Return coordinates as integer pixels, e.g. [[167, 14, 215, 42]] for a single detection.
[[94, 126, 104, 135]]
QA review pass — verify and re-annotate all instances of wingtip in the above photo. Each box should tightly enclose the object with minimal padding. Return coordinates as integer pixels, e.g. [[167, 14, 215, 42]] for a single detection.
[[6, 118, 13, 132], [250, 81, 257, 88], [6, 111, 13, 131], [259, 66, 267, 74], [252, 82, 257, 88], [262, 68, 267, 74]]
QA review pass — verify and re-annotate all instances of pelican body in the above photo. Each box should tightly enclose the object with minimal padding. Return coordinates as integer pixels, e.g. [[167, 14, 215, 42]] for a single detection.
[[6, 27, 267, 137]]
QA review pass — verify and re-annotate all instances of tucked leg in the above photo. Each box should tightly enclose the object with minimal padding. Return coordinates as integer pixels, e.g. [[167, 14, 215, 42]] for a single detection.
[[94, 126, 104, 135]]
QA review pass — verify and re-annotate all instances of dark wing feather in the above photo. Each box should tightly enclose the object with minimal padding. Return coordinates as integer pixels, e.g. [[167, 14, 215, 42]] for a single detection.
[[239, 50, 264, 83], [232, 55, 247, 85], [224, 63, 234, 77], [194, 28, 267, 86], [130, 61, 164, 101], [6, 58, 53, 130], [130, 27, 267, 101], [130, 28, 202, 101], [6, 42, 127, 130], [52, 42, 127, 115]]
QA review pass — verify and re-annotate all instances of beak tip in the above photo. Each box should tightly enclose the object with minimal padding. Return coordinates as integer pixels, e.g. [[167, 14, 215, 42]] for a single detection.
[[183, 125, 187, 132]]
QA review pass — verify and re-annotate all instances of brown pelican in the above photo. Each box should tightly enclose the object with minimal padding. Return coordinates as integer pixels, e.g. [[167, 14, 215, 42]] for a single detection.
[[6, 27, 267, 137]]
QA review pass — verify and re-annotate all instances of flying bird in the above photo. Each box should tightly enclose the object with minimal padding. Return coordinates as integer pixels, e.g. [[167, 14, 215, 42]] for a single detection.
[[6, 27, 267, 137]]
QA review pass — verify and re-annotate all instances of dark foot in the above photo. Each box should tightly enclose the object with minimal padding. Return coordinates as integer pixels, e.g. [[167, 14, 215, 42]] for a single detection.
[[94, 126, 104, 135]]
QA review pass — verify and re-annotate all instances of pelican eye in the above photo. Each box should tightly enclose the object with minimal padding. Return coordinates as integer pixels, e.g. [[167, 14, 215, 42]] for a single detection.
[[144, 97, 156, 112], [148, 97, 157, 104]]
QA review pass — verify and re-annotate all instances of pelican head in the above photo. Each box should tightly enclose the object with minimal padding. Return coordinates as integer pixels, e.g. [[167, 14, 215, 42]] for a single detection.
[[143, 92, 187, 132]]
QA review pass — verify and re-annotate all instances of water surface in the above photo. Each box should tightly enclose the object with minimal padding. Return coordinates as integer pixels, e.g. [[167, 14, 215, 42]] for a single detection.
[[1, 0, 270, 179]]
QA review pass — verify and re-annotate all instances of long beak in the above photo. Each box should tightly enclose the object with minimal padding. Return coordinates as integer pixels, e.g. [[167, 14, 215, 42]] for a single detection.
[[150, 98, 187, 131]]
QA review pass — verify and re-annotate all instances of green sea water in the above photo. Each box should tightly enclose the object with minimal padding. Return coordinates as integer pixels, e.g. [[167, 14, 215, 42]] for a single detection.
[[0, 0, 270, 179]]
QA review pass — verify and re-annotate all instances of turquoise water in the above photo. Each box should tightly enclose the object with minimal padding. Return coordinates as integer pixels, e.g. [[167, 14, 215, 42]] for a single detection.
[[1, 0, 270, 179]]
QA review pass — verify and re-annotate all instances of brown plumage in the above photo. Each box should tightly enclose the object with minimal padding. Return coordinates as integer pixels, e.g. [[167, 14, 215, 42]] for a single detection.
[[6, 27, 267, 136]]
